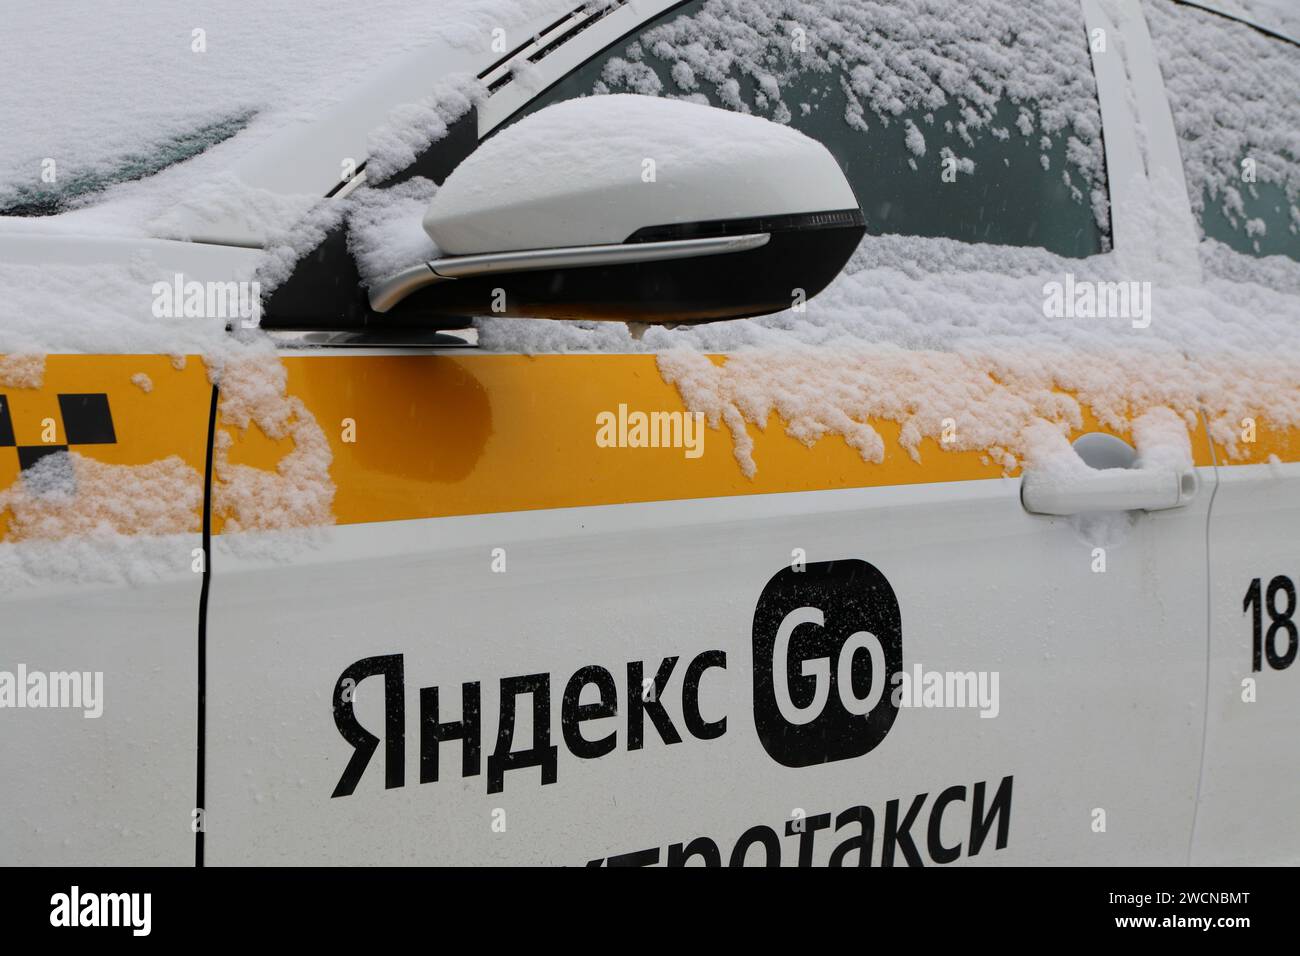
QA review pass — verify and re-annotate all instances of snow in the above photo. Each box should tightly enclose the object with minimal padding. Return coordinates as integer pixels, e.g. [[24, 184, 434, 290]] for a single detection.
[[1, 0, 1299, 579], [0, 266, 223, 361], [0, 240, 337, 578], [0, 1, 570, 233], [0, 240, 256, 359], [253, 200, 351, 298], [1146, 0, 1300, 242], [0, 452, 202, 542], [1018, 405, 1195, 545], [148, 175, 322, 246], [904, 120, 927, 158], [591, 0, 1109, 231], [0, 354, 45, 389], [465, 1, 1299, 477], [211, 354, 335, 533], [483, 211, 1300, 474], [0, 532, 202, 592], [0, 2, 580, 579], [347, 178, 442, 287], [1195, 0, 1300, 38], [425, 93, 852, 254], [0, 5, 516, 574], [1200, 236, 1300, 292], [364, 78, 484, 186], [257, 76, 477, 292]]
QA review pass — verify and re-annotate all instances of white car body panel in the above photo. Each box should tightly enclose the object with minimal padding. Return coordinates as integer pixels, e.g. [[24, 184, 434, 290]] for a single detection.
[[1193, 460, 1300, 865], [204, 472, 1213, 864], [0, 550, 201, 865], [0, 0, 1296, 868]]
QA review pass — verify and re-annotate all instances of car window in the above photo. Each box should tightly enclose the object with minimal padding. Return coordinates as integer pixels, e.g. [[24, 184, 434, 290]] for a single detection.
[[508, 0, 1110, 258], [1147, 0, 1300, 261]]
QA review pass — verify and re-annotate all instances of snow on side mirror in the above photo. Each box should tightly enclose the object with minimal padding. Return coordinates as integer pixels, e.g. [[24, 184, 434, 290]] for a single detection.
[[368, 94, 864, 325]]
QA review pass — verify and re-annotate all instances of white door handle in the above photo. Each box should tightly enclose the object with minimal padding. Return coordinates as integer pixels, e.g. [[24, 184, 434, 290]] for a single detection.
[[1021, 466, 1197, 515]]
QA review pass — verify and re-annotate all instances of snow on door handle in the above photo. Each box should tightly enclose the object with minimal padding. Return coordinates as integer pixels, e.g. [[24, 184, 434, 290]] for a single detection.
[[1021, 466, 1197, 516]]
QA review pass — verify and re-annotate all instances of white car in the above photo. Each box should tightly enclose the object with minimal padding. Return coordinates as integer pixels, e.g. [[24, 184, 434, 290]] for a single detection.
[[0, 0, 1297, 867]]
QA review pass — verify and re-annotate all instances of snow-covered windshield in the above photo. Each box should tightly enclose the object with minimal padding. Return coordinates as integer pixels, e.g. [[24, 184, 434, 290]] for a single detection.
[[0, 112, 254, 217], [0, 0, 571, 222]]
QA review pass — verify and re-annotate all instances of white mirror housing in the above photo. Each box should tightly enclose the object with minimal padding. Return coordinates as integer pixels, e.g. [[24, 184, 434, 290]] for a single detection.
[[369, 94, 864, 324]]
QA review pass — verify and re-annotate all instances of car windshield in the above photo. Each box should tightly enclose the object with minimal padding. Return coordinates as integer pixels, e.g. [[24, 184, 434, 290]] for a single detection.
[[0, 112, 254, 217], [0, 0, 566, 220]]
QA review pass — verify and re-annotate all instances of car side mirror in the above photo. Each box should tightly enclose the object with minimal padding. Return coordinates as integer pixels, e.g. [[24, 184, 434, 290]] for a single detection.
[[367, 94, 864, 325]]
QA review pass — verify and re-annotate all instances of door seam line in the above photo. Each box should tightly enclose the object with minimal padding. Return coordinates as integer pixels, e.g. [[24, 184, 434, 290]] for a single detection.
[[1187, 406, 1219, 865], [195, 382, 218, 867]]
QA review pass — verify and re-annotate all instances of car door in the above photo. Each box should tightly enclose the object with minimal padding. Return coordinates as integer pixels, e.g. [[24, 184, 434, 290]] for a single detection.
[[1197, 441, 1300, 865], [202, 0, 1215, 865], [1140, 0, 1300, 865], [0, 330, 212, 865]]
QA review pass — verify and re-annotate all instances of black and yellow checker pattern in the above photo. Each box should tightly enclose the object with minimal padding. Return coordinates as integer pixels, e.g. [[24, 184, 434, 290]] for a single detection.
[[0, 392, 117, 472], [0, 355, 213, 541]]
